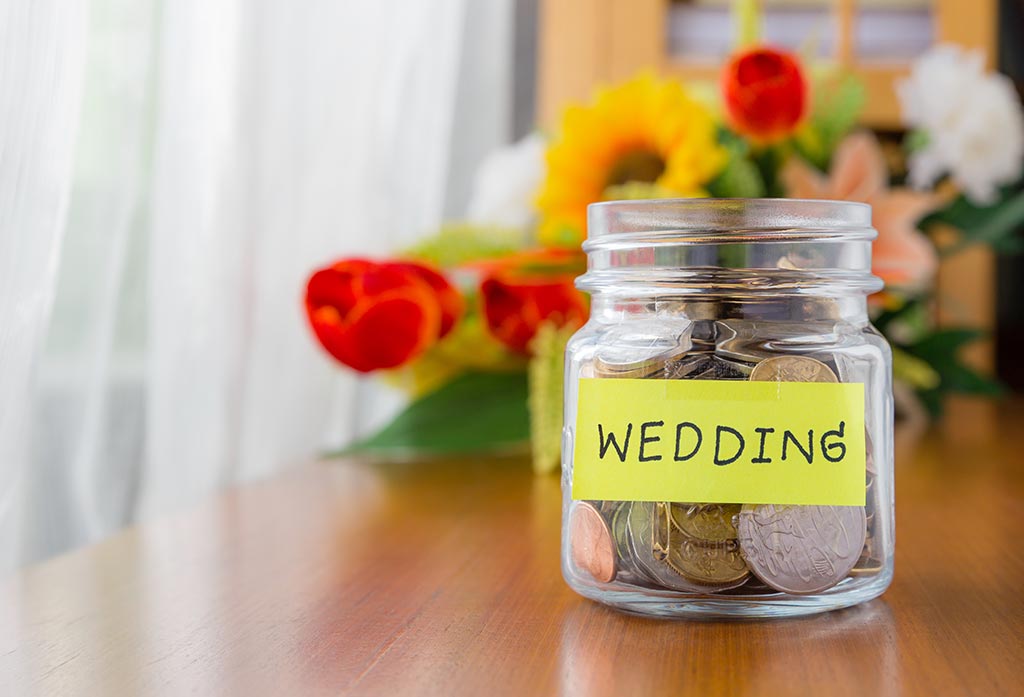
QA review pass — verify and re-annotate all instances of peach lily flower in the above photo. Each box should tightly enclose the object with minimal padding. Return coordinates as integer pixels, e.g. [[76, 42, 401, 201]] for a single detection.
[[782, 131, 940, 288]]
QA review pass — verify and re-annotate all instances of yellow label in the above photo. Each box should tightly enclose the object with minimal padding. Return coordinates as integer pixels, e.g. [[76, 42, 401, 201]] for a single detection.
[[572, 378, 866, 505]]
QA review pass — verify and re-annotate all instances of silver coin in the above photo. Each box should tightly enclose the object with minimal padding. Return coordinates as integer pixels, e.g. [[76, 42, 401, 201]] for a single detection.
[[865, 429, 877, 475], [593, 320, 692, 378], [736, 504, 867, 595], [608, 502, 655, 586]]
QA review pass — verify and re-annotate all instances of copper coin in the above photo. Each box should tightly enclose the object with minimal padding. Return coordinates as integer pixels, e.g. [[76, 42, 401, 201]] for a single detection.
[[569, 501, 617, 583], [749, 355, 838, 383], [737, 504, 867, 595]]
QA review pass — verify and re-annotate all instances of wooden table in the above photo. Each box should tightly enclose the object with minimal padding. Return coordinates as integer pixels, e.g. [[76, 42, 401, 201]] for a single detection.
[[2, 400, 1022, 696]]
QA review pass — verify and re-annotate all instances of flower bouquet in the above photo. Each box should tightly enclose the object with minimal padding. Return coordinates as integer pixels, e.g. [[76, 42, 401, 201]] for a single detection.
[[304, 37, 1024, 471]]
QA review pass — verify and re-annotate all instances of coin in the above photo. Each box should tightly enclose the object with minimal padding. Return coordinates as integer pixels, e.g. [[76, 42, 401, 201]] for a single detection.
[[664, 300, 719, 321], [668, 538, 750, 586], [865, 430, 877, 475], [569, 501, 617, 583], [592, 320, 692, 378], [716, 576, 778, 596], [663, 354, 751, 380], [625, 502, 710, 592], [865, 471, 877, 524], [849, 535, 883, 577], [736, 504, 867, 594], [593, 358, 665, 380], [748, 355, 839, 383], [654, 504, 749, 586], [798, 298, 842, 321], [668, 503, 741, 542], [851, 473, 882, 578], [608, 502, 652, 585]]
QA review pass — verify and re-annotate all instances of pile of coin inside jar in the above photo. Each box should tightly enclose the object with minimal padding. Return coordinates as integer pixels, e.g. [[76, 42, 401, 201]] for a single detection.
[[568, 319, 880, 596]]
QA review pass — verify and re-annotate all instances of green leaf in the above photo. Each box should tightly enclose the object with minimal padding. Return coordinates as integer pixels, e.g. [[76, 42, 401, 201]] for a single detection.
[[794, 71, 865, 170], [708, 153, 766, 198], [753, 145, 785, 198], [916, 362, 1004, 418], [906, 328, 985, 357], [904, 129, 930, 154], [733, 0, 761, 48], [891, 345, 940, 390], [813, 73, 865, 145], [921, 188, 1024, 254], [340, 371, 530, 458], [872, 295, 929, 335], [903, 328, 1004, 417]]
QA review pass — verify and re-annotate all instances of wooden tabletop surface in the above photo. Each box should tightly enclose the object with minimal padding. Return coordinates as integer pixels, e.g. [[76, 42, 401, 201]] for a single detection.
[[2, 399, 1022, 696]]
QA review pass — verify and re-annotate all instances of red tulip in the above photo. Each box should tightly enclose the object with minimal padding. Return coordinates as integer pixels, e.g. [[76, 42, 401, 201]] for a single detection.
[[305, 259, 463, 372], [480, 267, 588, 355], [388, 261, 463, 338], [721, 47, 808, 143]]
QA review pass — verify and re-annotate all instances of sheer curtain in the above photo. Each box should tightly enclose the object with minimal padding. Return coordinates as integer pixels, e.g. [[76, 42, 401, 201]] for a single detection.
[[1, 0, 515, 573]]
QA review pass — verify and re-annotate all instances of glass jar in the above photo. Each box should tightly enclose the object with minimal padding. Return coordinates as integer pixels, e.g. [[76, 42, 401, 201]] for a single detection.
[[561, 199, 893, 618]]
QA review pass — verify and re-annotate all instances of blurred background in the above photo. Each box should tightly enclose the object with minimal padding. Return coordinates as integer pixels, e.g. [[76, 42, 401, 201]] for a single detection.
[[1, 0, 1021, 575]]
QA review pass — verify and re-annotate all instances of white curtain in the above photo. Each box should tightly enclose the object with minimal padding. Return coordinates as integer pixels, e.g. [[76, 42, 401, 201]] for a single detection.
[[1, 0, 515, 572]]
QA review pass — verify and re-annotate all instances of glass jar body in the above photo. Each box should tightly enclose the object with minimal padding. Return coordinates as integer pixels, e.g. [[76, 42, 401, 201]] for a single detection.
[[561, 294, 894, 618], [563, 193, 899, 619]]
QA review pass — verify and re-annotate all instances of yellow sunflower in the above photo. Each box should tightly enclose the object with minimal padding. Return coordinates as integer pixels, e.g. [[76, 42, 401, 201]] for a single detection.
[[537, 74, 726, 247]]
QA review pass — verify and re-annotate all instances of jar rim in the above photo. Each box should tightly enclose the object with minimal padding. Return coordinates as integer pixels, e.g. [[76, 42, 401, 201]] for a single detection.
[[580, 198, 882, 296], [587, 198, 874, 242]]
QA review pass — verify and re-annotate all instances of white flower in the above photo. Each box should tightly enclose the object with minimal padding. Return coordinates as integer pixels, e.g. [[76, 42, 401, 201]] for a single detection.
[[465, 133, 546, 229], [897, 45, 1024, 204]]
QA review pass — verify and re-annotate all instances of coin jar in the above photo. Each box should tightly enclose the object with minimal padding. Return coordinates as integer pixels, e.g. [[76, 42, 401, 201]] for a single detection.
[[561, 199, 893, 618]]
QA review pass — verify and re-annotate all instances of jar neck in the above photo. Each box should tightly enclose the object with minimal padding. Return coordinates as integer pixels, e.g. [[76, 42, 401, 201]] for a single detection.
[[588, 294, 871, 325], [580, 199, 883, 303]]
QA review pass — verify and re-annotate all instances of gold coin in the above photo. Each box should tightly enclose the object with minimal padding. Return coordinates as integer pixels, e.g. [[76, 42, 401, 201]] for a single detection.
[[749, 355, 838, 383], [653, 503, 749, 587], [667, 536, 750, 586], [668, 503, 741, 542]]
